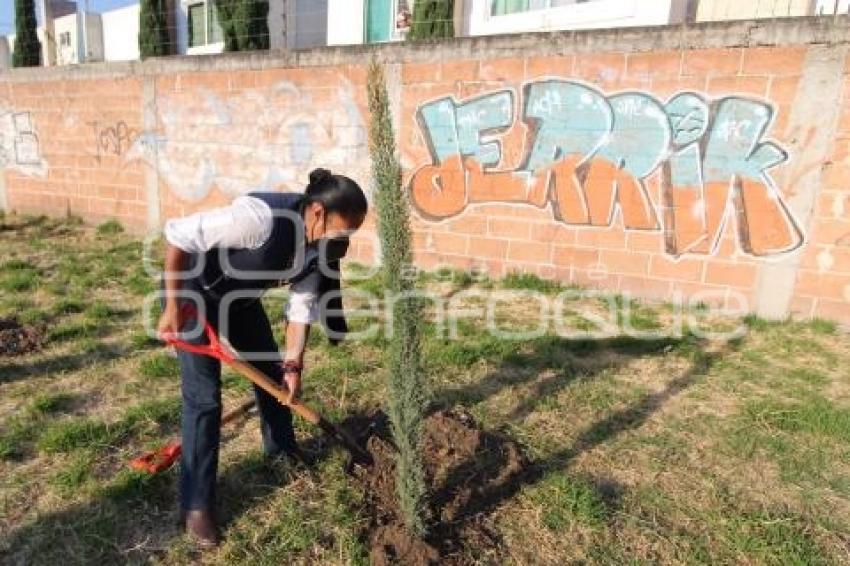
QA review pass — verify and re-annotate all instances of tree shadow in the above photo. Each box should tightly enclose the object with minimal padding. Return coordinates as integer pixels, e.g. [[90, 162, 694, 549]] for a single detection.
[[433, 333, 694, 424], [428, 337, 739, 547], [0, 310, 139, 385], [0, 343, 133, 385]]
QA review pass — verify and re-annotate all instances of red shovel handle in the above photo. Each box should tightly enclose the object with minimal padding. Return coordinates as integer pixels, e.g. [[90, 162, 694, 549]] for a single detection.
[[160, 304, 235, 364]]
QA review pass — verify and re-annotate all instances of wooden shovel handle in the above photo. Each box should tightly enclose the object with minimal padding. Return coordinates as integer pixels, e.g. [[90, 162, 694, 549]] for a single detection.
[[228, 358, 323, 426]]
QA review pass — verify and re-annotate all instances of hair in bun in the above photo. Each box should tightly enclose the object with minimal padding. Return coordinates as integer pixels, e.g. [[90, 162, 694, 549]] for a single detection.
[[308, 168, 334, 188], [303, 167, 368, 221]]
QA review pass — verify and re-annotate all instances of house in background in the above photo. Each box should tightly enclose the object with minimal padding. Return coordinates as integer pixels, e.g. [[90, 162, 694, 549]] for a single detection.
[[2, 0, 291, 65], [3, 0, 77, 67], [4, 0, 847, 67], [101, 3, 141, 61], [0, 37, 10, 70], [178, 0, 305, 55], [695, 0, 813, 20], [286, 0, 328, 49], [326, 0, 692, 46], [465, 0, 692, 37], [689, 0, 850, 20], [816, 0, 850, 14], [179, 0, 226, 55], [327, 0, 430, 45], [53, 9, 104, 64]]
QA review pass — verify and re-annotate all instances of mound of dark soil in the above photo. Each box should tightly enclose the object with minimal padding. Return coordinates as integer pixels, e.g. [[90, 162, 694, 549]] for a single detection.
[[0, 318, 47, 356], [351, 409, 533, 565]]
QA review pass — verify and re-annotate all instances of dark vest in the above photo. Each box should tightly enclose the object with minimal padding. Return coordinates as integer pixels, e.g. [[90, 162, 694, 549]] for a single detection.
[[190, 191, 347, 344]]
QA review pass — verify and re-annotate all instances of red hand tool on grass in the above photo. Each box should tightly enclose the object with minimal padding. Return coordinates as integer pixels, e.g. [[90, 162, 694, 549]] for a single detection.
[[130, 398, 255, 474]]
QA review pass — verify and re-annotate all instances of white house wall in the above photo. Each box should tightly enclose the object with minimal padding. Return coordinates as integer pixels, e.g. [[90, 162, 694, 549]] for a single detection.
[[84, 12, 104, 62], [0, 37, 9, 69], [102, 4, 140, 61], [816, 0, 850, 14], [327, 0, 365, 45], [466, 0, 677, 35]]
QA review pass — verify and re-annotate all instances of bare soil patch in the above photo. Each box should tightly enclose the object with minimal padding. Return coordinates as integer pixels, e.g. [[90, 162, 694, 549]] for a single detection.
[[351, 408, 533, 565], [0, 318, 47, 356]]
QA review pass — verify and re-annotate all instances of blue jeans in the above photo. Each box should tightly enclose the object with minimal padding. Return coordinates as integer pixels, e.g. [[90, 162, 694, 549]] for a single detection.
[[174, 293, 296, 511]]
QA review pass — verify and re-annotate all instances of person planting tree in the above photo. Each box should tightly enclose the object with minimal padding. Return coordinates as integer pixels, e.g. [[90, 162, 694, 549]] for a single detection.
[[156, 169, 368, 547]]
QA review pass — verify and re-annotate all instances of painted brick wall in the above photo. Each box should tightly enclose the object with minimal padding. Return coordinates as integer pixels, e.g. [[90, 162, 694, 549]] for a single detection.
[[1, 19, 849, 324]]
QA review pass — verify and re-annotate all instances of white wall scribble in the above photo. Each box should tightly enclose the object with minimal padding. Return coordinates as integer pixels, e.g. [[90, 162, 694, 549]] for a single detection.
[[127, 78, 369, 202], [0, 101, 47, 178]]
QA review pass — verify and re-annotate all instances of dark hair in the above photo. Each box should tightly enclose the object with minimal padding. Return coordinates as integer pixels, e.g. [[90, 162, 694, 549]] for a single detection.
[[303, 168, 368, 222]]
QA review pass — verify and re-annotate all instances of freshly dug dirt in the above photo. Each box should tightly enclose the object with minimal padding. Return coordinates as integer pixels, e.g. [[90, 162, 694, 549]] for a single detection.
[[351, 408, 533, 565], [0, 318, 47, 356]]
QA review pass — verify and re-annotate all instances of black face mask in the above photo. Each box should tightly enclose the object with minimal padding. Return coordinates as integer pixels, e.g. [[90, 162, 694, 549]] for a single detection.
[[309, 235, 350, 264]]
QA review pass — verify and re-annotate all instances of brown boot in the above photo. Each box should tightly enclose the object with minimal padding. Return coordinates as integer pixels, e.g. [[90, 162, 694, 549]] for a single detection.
[[185, 509, 220, 548]]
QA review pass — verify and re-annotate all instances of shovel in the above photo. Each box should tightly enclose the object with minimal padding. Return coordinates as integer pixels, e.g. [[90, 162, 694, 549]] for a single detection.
[[130, 398, 256, 474], [155, 307, 372, 468]]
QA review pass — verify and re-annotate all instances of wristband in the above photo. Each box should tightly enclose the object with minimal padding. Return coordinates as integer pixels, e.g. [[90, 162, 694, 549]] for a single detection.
[[282, 360, 303, 374]]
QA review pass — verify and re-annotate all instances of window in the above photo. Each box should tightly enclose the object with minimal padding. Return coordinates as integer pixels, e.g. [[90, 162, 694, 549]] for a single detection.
[[188, 1, 224, 48], [59, 31, 71, 47], [491, 0, 578, 16], [188, 2, 206, 47], [366, 0, 393, 43], [208, 0, 223, 43]]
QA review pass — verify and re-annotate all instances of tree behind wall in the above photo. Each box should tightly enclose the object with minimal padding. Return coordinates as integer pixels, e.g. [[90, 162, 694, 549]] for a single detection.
[[139, 0, 170, 59], [367, 59, 429, 537], [215, 0, 270, 52], [13, 0, 41, 67], [407, 0, 454, 41]]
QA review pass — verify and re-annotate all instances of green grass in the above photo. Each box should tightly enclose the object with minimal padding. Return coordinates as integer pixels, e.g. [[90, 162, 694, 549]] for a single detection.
[[129, 330, 161, 350], [51, 297, 86, 316], [49, 452, 95, 495], [48, 320, 99, 342], [126, 269, 155, 295], [744, 395, 850, 441], [501, 271, 563, 293], [37, 397, 180, 455], [138, 353, 180, 379], [720, 509, 828, 564], [0, 418, 38, 460], [121, 397, 181, 430], [0, 267, 40, 292], [96, 219, 124, 235], [38, 418, 113, 454], [807, 318, 838, 335], [31, 393, 78, 414], [0, 393, 81, 459], [84, 301, 120, 321], [2, 215, 850, 564], [528, 473, 608, 531]]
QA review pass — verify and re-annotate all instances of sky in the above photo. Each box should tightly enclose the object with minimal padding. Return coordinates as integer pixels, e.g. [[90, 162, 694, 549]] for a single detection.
[[0, 0, 139, 36]]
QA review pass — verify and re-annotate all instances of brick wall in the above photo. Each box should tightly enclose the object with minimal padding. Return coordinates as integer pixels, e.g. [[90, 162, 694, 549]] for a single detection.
[[1, 18, 850, 324]]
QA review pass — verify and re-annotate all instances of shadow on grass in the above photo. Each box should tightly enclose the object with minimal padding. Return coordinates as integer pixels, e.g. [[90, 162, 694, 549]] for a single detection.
[[0, 444, 312, 564], [434, 334, 693, 424], [0, 310, 138, 385], [427, 335, 739, 547], [0, 344, 132, 385], [0, 332, 738, 563]]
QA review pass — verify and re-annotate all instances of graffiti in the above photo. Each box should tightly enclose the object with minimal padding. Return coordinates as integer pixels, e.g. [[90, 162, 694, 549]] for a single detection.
[[89, 120, 138, 161], [0, 107, 46, 177], [410, 80, 804, 257], [127, 79, 369, 202]]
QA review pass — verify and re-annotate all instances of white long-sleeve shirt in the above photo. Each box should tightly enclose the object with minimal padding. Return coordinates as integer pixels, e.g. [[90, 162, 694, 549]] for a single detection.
[[163, 195, 319, 324]]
